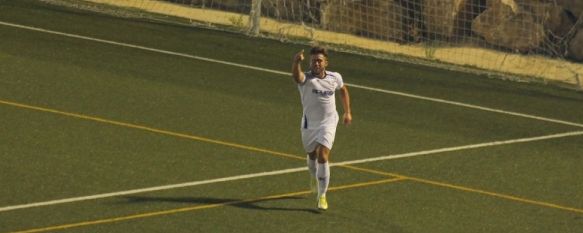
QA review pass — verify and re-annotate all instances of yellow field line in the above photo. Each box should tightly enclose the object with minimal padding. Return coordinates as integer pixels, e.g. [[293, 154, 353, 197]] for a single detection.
[[0, 99, 401, 177], [337, 165, 583, 214], [339, 164, 405, 178], [405, 176, 583, 214], [2, 99, 582, 217], [340, 165, 583, 214], [9, 177, 406, 233], [0, 99, 301, 161]]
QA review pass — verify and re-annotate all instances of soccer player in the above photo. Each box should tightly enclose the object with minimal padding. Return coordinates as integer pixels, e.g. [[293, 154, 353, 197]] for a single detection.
[[291, 46, 352, 210]]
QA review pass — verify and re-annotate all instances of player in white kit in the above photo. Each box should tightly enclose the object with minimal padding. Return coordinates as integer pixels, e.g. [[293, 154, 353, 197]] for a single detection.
[[292, 46, 352, 210]]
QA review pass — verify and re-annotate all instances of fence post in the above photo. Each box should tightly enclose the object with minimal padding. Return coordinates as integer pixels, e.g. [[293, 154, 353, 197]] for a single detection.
[[248, 0, 262, 36]]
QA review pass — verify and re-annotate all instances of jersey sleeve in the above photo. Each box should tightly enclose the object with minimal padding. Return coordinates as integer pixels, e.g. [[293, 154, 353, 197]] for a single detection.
[[335, 73, 344, 90], [297, 71, 310, 85]]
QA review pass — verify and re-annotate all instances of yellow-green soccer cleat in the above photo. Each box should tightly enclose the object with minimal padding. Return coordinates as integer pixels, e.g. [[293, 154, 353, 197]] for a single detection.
[[317, 194, 328, 210]]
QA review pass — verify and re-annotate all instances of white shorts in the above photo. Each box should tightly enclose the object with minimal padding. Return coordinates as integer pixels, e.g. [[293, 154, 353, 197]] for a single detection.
[[301, 125, 337, 153]]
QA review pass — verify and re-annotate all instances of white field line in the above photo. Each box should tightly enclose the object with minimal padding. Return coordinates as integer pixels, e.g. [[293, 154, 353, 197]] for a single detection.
[[0, 21, 289, 76], [346, 83, 583, 129], [334, 130, 583, 166], [1, 21, 582, 129], [1, 130, 582, 213], [0, 167, 306, 213]]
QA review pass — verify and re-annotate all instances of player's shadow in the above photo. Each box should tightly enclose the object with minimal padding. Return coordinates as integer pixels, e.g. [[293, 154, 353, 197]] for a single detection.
[[121, 195, 321, 214]]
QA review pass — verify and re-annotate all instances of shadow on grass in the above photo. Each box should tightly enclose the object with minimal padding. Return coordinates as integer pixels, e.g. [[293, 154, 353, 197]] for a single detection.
[[120, 195, 321, 214]]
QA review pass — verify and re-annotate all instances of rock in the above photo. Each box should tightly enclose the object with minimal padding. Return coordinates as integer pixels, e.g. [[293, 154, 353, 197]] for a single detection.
[[321, 0, 404, 42], [262, 0, 310, 22], [454, 0, 488, 36], [396, 0, 425, 42], [472, 0, 546, 52], [423, 0, 468, 39], [319, 0, 360, 35], [357, 0, 402, 40], [567, 29, 583, 61], [555, 0, 583, 19], [498, 0, 519, 13], [535, 4, 575, 38]]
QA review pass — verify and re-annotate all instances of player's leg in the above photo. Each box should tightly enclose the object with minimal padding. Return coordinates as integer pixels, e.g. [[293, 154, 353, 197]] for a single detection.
[[315, 144, 331, 210], [315, 143, 330, 163], [307, 151, 317, 192], [307, 151, 317, 176], [315, 144, 331, 195], [302, 128, 319, 193]]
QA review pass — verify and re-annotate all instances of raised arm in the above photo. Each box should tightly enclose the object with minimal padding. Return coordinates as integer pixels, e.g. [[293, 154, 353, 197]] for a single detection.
[[292, 49, 305, 84], [339, 85, 352, 125]]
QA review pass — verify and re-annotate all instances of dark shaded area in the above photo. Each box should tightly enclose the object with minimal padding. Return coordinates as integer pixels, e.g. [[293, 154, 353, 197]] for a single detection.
[[121, 195, 321, 214]]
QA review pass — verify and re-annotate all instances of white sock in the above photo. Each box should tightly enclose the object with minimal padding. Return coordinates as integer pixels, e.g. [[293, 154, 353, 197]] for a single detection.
[[316, 162, 330, 196], [307, 155, 316, 177]]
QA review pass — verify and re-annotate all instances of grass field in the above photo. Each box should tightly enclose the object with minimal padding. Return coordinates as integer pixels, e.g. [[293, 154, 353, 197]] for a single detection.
[[1, 1, 583, 232]]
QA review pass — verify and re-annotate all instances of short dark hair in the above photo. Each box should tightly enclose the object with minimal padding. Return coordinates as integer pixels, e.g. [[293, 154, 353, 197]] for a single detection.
[[310, 46, 328, 58]]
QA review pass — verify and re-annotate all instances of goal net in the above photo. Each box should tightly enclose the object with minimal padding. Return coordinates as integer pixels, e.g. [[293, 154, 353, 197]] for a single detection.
[[45, 0, 583, 88]]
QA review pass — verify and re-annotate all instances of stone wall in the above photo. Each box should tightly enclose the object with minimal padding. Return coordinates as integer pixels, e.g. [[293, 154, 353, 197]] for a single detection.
[[166, 1, 581, 61], [314, 0, 582, 61], [472, 0, 546, 52], [321, 0, 403, 41], [88, 0, 583, 86]]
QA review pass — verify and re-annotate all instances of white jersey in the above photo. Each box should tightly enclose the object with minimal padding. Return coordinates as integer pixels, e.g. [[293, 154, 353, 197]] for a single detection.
[[298, 71, 344, 129]]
